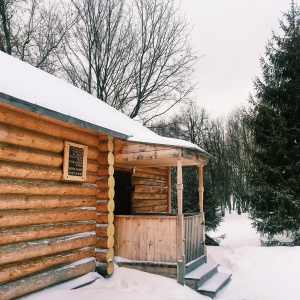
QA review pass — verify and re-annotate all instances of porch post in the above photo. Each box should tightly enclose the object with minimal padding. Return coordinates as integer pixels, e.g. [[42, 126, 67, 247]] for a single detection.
[[198, 164, 204, 213], [176, 159, 185, 285], [177, 159, 183, 215], [198, 163, 206, 257]]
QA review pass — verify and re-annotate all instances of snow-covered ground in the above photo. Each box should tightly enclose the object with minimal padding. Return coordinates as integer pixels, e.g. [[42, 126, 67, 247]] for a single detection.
[[20, 212, 300, 300], [209, 212, 300, 300]]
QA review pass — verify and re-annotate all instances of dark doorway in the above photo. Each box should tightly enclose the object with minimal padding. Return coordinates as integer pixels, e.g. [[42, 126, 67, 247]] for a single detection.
[[114, 170, 132, 215]]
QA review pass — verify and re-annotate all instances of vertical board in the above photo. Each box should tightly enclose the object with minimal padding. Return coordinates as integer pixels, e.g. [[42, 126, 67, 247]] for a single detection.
[[114, 215, 177, 263]]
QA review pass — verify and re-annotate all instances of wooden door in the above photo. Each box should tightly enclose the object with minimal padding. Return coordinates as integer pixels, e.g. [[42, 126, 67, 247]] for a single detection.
[[114, 170, 132, 215]]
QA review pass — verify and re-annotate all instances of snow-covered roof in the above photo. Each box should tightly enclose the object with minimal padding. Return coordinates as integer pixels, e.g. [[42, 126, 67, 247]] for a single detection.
[[0, 52, 206, 153]]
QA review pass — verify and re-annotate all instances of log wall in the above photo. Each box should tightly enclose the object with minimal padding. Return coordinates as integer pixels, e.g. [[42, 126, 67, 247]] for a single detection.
[[0, 105, 105, 299], [132, 166, 170, 213], [95, 135, 115, 275], [114, 139, 171, 214]]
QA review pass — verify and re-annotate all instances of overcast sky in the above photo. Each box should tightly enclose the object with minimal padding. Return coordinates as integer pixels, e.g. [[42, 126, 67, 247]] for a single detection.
[[176, 0, 293, 118]]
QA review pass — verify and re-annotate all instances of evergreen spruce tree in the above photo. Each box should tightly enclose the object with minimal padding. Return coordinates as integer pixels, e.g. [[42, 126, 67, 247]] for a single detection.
[[248, 2, 300, 239]]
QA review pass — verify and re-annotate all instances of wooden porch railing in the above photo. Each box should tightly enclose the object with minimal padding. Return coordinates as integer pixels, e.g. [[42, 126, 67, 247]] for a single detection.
[[114, 215, 178, 263], [184, 213, 205, 264], [114, 213, 205, 265]]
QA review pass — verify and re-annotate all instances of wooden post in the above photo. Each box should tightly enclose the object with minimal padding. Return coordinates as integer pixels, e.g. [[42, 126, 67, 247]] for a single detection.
[[198, 164, 206, 256], [177, 159, 183, 215], [198, 164, 204, 213], [176, 159, 185, 285], [167, 167, 172, 213]]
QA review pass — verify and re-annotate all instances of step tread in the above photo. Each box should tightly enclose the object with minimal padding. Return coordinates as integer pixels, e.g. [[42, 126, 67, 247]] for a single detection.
[[185, 262, 219, 280], [198, 272, 232, 293]]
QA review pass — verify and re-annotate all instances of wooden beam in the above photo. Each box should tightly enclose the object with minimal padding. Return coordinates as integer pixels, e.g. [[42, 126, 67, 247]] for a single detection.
[[0, 105, 99, 147], [96, 261, 114, 276], [177, 159, 183, 215], [0, 258, 95, 300], [0, 233, 96, 265], [0, 208, 97, 228], [0, 221, 96, 245], [0, 195, 96, 210], [198, 164, 204, 213], [115, 148, 181, 164], [0, 179, 97, 195], [176, 159, 185, 284], [0, 247, 94, 284], [167, 167, 172, 213]]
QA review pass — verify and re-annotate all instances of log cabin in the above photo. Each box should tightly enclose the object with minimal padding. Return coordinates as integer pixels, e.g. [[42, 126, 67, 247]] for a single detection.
[[0, 51, 213, 299]]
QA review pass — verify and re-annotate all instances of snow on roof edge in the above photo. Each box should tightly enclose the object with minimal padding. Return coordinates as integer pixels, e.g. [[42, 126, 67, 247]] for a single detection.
[[0, 52, 208, 155], [0, 92, 129, 140]]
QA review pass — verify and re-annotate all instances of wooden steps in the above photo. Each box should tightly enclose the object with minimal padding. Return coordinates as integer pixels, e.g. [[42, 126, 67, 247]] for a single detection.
[[197, 272, 232, 298], [185, 256, 231, 298]]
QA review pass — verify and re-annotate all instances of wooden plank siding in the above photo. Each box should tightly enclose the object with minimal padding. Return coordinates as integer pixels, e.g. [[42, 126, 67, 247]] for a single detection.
[[0, 105, 112, 298], [184, 214, 205, 264], [114, 215, 177, 263]]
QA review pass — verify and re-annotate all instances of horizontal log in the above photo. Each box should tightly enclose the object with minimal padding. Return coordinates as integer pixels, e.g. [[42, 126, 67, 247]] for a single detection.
[[96, 212, 114, 224], [0, 257, 95, 300], [134, 166, 168, 175], [95, 247, 114, 262], [96, 188, 115, 200], [96, 176, 115, 189], [88, 160, 99, 173], [134, 185, 168, 194], [0, 144, 62, 167], [0, 105, 99, 147], [96, 189, 109, 200], [0, 208, 97, 228], [0, 247, 94, 284], [0, 162, 97, 183], [97, 152, 114, 165], [87, 147, 99, 160], [96, 260, 114, 276], [98, 133, 109, 141], [133, 205, 167, 214], [133, 192, 168, 200], [0, 195, 96, 210], [115, 148, 181, 164], [96, 199, 115, 213], [0, 179, 97, 195], [0, 221, 96, 245], [0, 233, 96, 265], [133, 178, 167, 187], [132, 199, 168, 208], [133, 171, 167, 181], [96, 236, 114, 249], [114, 140, 173, 155], [0, 123, 63, 152], [98, 139, 114, 152], [97, 165, 114, 176], [96, 223, 115, 237]]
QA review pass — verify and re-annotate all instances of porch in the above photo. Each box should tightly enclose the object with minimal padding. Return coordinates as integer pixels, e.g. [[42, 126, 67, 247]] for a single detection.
[[113, 140, 208, 284], [114, 213, 205, 273]]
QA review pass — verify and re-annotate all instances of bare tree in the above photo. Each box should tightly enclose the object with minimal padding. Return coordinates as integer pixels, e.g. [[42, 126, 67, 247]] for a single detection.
[[59, 0, 135, 104], [0, 0, 74, 73], [128, 0, 198, 123], [60, 0, 198, 123]]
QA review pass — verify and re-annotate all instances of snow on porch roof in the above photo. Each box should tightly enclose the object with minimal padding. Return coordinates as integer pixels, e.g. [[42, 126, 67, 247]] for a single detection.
[[0, 52, 206, 154]]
